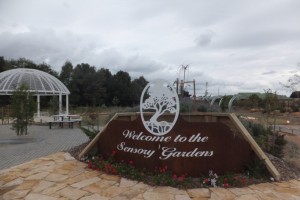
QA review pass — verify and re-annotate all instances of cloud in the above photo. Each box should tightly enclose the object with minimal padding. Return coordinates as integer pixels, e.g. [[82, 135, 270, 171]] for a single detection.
[[0, 29, 105, 70], [88, 48, 170, 79], [262, 71, 277, 75], [0, 0, 299, 96], [0, 29, 172, 79], [195, 30, 214, 47]]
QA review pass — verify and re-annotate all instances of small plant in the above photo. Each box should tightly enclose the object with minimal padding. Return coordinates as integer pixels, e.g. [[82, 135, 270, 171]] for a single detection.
[[219, 174, 249, 188], [245, 158, 268, 179], [200, 171, 251, 188], [269, 133, 287, 158], [200, 170, 218, 187], [79, 126, 98, 140]]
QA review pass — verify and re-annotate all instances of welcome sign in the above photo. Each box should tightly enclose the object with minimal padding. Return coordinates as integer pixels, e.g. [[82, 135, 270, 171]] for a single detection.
[[97, 114, 254, 176], [95, 80, 253, 176], [80, 79, 280, 179]]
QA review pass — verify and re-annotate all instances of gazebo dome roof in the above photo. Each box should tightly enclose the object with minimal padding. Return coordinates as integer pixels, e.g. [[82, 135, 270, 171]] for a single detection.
[[0, 68, 70, 95]]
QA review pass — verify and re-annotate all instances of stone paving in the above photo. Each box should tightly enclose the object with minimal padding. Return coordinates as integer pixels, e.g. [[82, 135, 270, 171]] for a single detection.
[[1, 152, 300, 200], [0, 125, 89, 170]]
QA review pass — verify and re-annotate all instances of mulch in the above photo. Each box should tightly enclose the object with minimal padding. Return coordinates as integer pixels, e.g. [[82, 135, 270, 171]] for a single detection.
[[266, 152, 300, 181]]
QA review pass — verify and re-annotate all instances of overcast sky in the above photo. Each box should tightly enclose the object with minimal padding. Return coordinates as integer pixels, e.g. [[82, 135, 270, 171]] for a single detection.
[[0, 0, 299, 96]]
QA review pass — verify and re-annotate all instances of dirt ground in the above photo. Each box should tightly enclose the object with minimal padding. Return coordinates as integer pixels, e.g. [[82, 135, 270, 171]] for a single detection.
[[283, 133, 300, 170]]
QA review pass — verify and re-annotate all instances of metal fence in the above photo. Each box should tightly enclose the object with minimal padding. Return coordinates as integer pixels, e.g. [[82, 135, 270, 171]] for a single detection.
[[275, 125, 300, 135]]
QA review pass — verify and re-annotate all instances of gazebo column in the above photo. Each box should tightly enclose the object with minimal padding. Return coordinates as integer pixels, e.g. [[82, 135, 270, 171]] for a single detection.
[[37, 95, 40, 117], [59, 93, 62, 114], [66, 95, 69, 115]]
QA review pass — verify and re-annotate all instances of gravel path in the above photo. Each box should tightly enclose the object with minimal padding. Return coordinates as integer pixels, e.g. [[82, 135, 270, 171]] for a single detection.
[[0, 125, 89, 170]]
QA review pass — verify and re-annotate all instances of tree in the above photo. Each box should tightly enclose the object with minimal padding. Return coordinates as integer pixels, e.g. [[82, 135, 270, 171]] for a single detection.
[[69, 63, 106, 106], [9, 58, 37, 72], [6, 58, 58, 77], [1, 56, 151, 108], [69, 63, 94, 106], [248, 94, 262, 108], [59, 61, 73, 88], [36, 62, 59, 77], [97, 68, 112, 105], [283, 63, 300, 93], [261, 89, 286, 157], [130, 76, 148, 106], [290, 91, 300, 98], [0, 56, 6, 73], [262, 89, 279, 114], [0, 57, 10, 106], [11, 84, 36, 135], [110, 71, 131, 106]]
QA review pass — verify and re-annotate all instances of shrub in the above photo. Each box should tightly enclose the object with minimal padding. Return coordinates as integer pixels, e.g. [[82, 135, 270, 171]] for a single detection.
[[197, 105, 208, 112], [79, 126, 98, 140], [245, 158, 268, 179], [241, 119, 286, 158], [269, 134, 287, 158], [180, 102, 193, 113], [242, 120, 269, 150]]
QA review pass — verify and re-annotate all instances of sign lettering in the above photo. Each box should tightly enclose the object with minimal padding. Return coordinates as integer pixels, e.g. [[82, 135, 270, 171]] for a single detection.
[[117, 129, 213, 160]]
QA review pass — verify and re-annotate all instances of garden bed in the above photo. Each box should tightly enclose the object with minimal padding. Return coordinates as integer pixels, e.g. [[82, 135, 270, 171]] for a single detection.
[[67, 141, 300, 189]]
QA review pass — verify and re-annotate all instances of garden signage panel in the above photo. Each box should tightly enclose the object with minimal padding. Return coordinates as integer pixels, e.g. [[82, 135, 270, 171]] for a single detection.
[[97, 115, 254, 176], [96, 79, 255, 176]]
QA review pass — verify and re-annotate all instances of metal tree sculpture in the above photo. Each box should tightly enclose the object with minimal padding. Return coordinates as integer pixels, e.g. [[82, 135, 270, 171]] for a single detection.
[[141, 80, 179, 135]]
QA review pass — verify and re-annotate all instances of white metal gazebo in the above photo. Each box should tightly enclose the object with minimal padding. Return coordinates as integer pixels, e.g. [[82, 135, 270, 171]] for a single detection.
[[0, 68, 70, 117]]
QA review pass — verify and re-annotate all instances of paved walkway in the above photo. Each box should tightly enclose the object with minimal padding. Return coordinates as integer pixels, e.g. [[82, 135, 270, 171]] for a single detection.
[[1, 152, 300, 200], [0, 125, 89, 170]]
